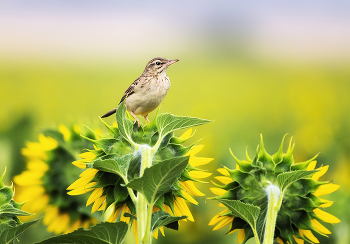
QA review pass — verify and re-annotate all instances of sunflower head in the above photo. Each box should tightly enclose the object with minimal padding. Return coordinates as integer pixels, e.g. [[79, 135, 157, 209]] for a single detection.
[[210, 135, 340, 244], [14, 125, 100, 234], [68, 109, 212, 240]]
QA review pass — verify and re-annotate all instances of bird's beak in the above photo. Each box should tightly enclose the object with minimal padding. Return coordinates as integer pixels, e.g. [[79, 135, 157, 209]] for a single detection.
[[167, 59, 179, 66]]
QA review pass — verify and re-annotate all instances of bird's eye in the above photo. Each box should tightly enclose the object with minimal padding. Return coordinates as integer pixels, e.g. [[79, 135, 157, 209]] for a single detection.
[[156, 61, 161, 65]]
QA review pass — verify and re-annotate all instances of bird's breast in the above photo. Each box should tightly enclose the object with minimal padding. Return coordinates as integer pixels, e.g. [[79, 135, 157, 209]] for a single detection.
[[125, 76, 171, 116]]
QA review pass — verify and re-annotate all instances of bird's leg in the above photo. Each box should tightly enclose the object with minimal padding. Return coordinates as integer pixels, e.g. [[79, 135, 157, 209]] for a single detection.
[[144, 115, 150, 123], [130, 111, 140, 127]]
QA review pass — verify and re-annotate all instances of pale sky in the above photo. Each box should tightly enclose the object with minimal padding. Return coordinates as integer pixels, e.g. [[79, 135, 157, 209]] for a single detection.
[[1, 1, 349, 61]]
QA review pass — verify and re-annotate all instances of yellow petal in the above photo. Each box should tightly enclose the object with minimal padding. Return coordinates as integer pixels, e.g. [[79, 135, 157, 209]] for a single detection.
[[300, 229, 319, 243], [82, 220, 90, 229], [38, 134, 58, 151], [91, 195, 106, 213], [43, 206, 59, 225], [319, 199, 333, 208], [120, 204, 131, 224], [74, 125, 81, 134], [217, 168, 229, 176], [98, 201, 107, 211], [186, 145, 204, 156], [59, 124, 71, 141], [314, 183, 340, 196], [227, 229, 237, 235], [209, 209, 229, 226], [30, 194, 49, 212], [312, 166, 329, 181], [181, 190, 198, 205], [72, 161, 87, 169], [215, 176, 233, 184], [189, 156, 214, 167], [27, 160, 49, 172], [67, 182, 96, 195], [133, 219, 138, 244], [67, 171, 97, 190], [307, 161, 317, 170], [79, 168, 99, 178], [174, 197, 194, 221], [237, 229, 245, 243], [293, 235, 304, 244], [311, 219, 331, 234], [210, 188, 227, 196], [213, 216, 233, 231], [16, 186, 45, 202], [78, 152, 96, 160], [87, 188, 103, 206], [189, 171, 212, 179], [313, 208, 340, 223], [218, 203, 226, 208], [65, 219, 81, 234], [159, 226, 165, 236], [179, 181, 205, 196], [14, 171, 43, 186], [54, 214, 70, 234], [153, 229, 158, 239], [107, 206, 123, 223], [276, 237, 284, 244], [179, 128, 192, 140]]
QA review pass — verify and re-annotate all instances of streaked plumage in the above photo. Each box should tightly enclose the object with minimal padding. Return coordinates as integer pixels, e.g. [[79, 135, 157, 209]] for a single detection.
[[101, 57, 179, 126]]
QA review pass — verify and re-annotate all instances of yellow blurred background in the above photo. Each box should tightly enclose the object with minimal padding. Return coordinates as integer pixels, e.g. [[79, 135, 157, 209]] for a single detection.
[[1, 1, 349, 243]]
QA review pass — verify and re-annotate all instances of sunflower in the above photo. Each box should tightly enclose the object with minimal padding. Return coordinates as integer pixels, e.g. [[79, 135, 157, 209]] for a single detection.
[[209, 135, 340, 244], [67, 116, 213, 242], [14, 125, 100, 234]]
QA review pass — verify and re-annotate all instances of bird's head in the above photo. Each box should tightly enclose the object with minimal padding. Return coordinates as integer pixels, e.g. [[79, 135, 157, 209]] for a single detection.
[[143, 57, 179, 76]]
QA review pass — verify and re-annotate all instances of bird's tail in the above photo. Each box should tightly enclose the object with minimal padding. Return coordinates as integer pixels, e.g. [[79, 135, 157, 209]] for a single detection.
[[101, 108, 117, 118]]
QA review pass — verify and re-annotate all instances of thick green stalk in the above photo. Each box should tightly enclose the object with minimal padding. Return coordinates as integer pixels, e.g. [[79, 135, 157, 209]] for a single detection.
[[263, 185, 281, 244], [136, 145, 153, 244]]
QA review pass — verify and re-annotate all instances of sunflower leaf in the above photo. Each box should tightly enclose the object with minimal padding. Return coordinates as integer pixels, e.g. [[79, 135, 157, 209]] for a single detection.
[[35, 222, 128, 244], [115, 101, 136, 148], [93, 154, 134, 178], [151, 211, 187, 231], [0, 219, 39, 244], [277, 170, 319, 193], [156, 114, 210, 139], [126, 156, 189, 204], [219, 199, 260, 240]]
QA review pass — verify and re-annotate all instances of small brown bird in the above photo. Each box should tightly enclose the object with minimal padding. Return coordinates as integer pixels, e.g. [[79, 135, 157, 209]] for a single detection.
[[101, 57, 179, 126]]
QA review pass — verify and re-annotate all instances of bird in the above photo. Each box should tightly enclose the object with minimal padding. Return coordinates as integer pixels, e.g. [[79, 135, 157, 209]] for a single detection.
[[101, 57, 179, 127]]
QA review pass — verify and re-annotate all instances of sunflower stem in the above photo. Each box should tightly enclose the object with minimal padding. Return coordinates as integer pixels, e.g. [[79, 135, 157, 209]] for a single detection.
[[136, 145, 153, 244], [263, 184, 281, 244]]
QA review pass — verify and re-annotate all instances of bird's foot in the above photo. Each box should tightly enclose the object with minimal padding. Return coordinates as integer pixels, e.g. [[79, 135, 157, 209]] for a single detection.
[[130, 111, 140, 128], [144, 115, 150, 123]]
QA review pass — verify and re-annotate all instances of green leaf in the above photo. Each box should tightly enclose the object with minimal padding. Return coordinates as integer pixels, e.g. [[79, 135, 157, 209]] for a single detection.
[[277, 170, 318, 193], [0, 204, 31, 216], [219, 199, 260, 238], [36, 222, 128, 244], [115, 101, 136, 147], [126, 156, 189, 204], [156, 114, 210, 139], [0, 219, 39, 244], [151, 211, 187, 231], [93, 154, 134, 178]]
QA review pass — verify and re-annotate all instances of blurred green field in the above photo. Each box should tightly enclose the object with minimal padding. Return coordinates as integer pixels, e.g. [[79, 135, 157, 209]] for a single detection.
[[1, 55, 349, 243]]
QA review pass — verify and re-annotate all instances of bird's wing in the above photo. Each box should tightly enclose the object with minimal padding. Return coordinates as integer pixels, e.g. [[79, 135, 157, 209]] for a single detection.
[[119, 78, 139, 104]]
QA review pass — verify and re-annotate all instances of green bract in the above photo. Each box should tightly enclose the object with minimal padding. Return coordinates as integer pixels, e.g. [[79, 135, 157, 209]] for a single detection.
[[211, 135, 339, 244]]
